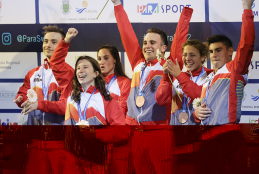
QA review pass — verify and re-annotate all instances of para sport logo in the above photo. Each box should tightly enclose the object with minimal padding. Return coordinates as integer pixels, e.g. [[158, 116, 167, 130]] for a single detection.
[[137, 3, 191, 15], [137, 3, 159, 15]]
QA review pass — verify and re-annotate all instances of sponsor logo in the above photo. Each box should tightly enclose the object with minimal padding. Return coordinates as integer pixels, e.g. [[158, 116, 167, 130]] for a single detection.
[[17, 35, 44, 43], [0, 91, 16, 101], [251, 95, 259, 101], [137, 3, 191, 15], [76, 1, 88, 14], [2, 32, 12, 45], [61, 0, 71, 15], [143, 33, 191, 42], [250, 60, 259, 69], [34, 74, 42, 82], [251, 89, 259, 101], [0, 118, 18, 126], [252, 0, 258, 17]]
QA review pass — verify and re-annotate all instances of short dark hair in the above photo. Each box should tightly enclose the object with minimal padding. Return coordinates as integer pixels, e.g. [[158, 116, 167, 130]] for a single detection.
[[97, 45, 128, 78], [182, 39, 208, 64], [42, 25, 66, 38], [146, 28, 168, 46], [207, 35, 232, 49]]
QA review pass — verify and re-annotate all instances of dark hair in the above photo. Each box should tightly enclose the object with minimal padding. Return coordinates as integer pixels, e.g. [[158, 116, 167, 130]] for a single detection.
[[97, 45, 128, 78], [43, 25, 66, 38], [207, 35, 232, 49], [71, 56, 112, 103], [182, 39, 209, 64], [146, 28, 168, 46]]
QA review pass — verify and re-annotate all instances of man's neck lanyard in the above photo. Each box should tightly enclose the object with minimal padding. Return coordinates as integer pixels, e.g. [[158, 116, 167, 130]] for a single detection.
[[42, 63, 53, 100], [138, 64, 148, 97]]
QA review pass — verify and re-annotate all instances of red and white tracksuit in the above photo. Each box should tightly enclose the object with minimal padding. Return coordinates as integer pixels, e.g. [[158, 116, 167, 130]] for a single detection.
[[15, 59, 66, 125], [114, 4, 193, 174], [104, 73, 131, 116], [115, 4, 193, 125], [194, 10, 255, 125], [156, 67, 213, 125]]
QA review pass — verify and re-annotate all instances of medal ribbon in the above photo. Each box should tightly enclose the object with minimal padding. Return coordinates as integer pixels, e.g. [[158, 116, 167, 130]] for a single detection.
[[42, 65, 53, 100], [138, 64, 148, 97], [77, 88, 96, 121], [182, 67, 205, 111], [204, 79, 212, 104], [107, 75, 117, 91]]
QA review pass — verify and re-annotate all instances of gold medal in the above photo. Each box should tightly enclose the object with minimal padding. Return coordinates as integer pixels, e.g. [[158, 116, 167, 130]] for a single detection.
[[178, 112, 188, 124], [136, 96, 145, 107]]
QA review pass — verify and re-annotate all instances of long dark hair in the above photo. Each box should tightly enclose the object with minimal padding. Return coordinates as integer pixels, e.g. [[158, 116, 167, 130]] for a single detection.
[[97, 45, 128, 78], [71, 56, 112, 103]]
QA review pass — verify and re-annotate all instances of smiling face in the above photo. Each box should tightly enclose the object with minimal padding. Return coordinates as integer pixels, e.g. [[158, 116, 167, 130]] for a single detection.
[[182, 45, 205, 72], [97, 48, 116, 76], [209, 42, 233, 72], [142, 33, 167, 61], [42, 32, 63, 60], [76, 59, 99, 90]]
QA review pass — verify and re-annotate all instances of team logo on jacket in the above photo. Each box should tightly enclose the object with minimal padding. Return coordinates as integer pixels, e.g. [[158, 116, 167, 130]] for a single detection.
[[61, 0, 71, 15], [34, 74, 42, 82]]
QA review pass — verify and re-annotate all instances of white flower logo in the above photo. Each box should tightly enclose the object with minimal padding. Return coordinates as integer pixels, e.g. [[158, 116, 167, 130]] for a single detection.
[[192, 98, 201, 109], [27, 89, 38, 103]]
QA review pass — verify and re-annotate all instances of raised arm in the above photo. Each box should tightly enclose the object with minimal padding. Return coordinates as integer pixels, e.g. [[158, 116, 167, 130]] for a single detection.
[[49, 28, 78, 90], [227, 0, 255, 74], [168, 7, 193, 70], [112, 0, 144, 69]]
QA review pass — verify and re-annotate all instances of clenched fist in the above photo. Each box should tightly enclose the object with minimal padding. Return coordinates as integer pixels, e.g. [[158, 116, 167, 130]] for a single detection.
[[64, 28, 78, 43]]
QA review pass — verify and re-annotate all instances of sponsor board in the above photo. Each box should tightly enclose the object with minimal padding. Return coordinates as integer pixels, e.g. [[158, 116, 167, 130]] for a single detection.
[[124, 0, 205, 22], [0, 52, 38, 79], [209, 0, 258, 22], [39, 0, 116, 23], [248, 52, 259, 80], [0, 0, 35, 24], [0, 83, 23, 109], [242, 84, 259, 111], [0, 113, 26, 126]]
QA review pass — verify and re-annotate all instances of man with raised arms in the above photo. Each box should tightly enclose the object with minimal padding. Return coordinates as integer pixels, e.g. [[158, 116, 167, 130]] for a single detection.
[[194, 0, 255, 125], [112, 0, 193, 125], [112, 0, 193, 173]]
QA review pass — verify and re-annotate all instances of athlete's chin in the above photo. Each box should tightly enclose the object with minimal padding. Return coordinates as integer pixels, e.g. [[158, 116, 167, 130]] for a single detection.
[[144, 56, 156, 62]]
